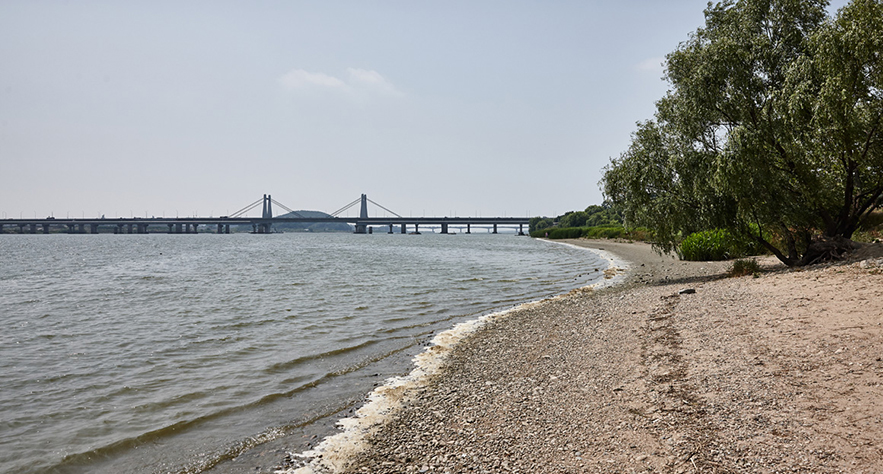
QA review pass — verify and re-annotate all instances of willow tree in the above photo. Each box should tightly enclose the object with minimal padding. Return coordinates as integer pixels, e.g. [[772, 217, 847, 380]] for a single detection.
[[603, 0, 883, 266]]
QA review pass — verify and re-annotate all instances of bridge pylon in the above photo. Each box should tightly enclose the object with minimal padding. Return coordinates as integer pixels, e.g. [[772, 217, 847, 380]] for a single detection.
[[262, 194, 274, 219], [354, 194, 369, 234], [257, 194, 273, 233]]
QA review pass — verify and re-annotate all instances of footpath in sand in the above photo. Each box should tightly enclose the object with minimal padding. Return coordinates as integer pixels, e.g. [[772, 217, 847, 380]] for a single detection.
[[287, 240, 883, 473]]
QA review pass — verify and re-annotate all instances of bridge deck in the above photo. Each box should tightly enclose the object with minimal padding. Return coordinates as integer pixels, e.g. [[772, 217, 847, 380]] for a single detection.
[[0, 216, 531, 234]]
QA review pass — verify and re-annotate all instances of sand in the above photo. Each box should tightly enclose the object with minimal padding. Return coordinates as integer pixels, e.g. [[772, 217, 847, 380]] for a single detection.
[[279, 239, 883, 474]]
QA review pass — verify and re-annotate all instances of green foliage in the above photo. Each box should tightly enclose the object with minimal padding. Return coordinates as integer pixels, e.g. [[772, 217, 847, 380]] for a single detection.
[[679, 229, 733, 261], [858, 211, 883, 231], [679, 226, 768, 261], [532, 227, 586, 239], [558, 211, 589, 229], [601, 0, 883, 266], [529, 217, 555, 233], [530, 203, 622, 234], [583, 205, 622, 226], [731, 258, 761, 277], [529, 225, 651, 240], [854, 211, 883, 242], [678, 228, 763, 261]]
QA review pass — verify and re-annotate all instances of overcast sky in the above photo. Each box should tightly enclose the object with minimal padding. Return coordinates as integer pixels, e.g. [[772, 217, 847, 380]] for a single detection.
[[0, 1, 850, 219]]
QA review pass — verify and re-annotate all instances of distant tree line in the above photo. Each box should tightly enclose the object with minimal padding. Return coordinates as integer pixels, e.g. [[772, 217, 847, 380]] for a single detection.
[[529, 204, 622, 233]]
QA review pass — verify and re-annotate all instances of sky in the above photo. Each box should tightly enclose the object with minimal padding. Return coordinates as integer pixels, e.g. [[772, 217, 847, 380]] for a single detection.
[[0, 1, 851, 220]]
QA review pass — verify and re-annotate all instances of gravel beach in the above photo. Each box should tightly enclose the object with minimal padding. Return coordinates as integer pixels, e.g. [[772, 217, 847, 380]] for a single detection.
[[282, 239, 883, 474]]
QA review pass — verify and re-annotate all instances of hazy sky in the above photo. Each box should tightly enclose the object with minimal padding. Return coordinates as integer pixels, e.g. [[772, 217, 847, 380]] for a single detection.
[[0, 1, 850, 219]]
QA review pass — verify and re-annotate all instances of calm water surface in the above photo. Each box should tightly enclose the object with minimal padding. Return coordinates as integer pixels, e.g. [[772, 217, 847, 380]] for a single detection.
[[0, 233, 607, 473]]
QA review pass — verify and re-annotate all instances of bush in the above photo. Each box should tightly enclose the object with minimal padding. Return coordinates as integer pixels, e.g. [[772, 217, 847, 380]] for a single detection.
[[679, 229, 732, 261], [855, 211, 883, 243], [678, 228, 766, 261], [859, 211, 883, 231], [530, 225, 652, 241], [731, 258, 761, 277]]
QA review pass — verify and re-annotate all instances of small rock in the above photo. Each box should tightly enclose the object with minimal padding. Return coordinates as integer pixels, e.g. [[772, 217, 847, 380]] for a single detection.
[[678, 288, 696, 295]]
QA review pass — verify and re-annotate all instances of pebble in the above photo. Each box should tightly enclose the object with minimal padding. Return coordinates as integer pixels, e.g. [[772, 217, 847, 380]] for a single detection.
[[282, 242, 883, 474]]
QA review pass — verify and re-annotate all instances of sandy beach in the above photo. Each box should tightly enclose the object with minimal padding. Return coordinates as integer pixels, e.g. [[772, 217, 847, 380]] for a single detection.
[[282, 239, 883, 473]]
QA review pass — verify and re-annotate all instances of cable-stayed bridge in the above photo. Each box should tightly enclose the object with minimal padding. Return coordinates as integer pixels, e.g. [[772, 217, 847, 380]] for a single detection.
[[0, 194, 530, 235]]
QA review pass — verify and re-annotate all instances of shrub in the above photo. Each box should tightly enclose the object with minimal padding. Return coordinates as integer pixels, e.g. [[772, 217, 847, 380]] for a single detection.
[[855, 211, 883, 243], [679, 228, 766, 261], [530, 225, 652, 241], [731, 258, 761, 277], [859, 211, 883, 231], [679, 229, 733, 261]]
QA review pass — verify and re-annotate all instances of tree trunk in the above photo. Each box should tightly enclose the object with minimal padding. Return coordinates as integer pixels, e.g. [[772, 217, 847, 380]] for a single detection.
[[798, 236, 860, 266]]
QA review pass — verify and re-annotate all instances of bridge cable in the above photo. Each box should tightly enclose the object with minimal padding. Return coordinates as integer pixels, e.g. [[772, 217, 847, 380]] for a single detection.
[[229, 198, 264, 218], [270, 199, 305, 218], [366, 198, 402, 218], [329, 198, 362, 217]]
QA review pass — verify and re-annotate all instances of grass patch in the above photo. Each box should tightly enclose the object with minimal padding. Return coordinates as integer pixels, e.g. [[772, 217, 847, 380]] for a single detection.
[[730, 258, 761, 277]]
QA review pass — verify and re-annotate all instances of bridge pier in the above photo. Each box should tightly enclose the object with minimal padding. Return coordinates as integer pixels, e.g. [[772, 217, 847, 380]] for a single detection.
[[217, 223, 223, 234], [441, 223, 449, 234], [193, 224, 199, 234], [518, 224, 525, 236], [90, 223, 99, 234], [78, 223, 85, 233], [493, 224, 498, 234], [414, 223, 420, 234], [29, 223, 37, 234], [353, 194, 369, 234], [0, 224, 3, 234], [176, 223, 183, 233], [126, 223, 133, 234], [466, 224, 471, 234], [388, 224, 394, 234]]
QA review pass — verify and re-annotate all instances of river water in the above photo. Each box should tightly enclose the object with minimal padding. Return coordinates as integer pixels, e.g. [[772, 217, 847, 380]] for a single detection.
[[0, 233, 608, 473]]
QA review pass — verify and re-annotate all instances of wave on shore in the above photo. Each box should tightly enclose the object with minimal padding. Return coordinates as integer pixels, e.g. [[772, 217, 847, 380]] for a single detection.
[[280, 244, 623, 474]]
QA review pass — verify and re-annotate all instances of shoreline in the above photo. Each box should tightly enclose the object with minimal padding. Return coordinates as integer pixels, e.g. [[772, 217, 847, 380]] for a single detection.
[[279, 239, 883, 473], [277, 239, 620, 474]]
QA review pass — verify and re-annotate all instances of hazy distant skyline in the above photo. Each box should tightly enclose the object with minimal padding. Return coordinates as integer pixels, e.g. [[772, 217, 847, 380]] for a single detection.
[[0, 1, 850, 219]]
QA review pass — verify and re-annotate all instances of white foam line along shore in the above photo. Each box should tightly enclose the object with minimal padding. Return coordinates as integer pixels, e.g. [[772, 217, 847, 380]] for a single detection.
[[543, 239, 631, 289], [278, 241, 628, 474]]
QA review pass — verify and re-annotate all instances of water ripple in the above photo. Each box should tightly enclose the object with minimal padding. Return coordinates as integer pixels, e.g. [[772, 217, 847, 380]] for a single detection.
[[0, 233, 606, 474]]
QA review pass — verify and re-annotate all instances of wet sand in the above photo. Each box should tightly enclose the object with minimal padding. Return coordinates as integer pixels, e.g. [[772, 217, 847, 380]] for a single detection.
[[281, 239, 883, 473]]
